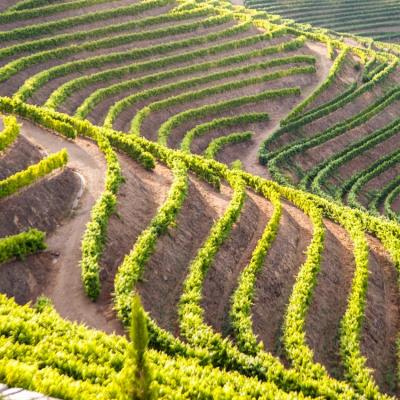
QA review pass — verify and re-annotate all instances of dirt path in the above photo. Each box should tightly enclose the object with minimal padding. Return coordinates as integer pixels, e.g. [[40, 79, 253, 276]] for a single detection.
[[231, 0, 244, 5], [18, 119, 122, 334], [240, 41, 332, 178]]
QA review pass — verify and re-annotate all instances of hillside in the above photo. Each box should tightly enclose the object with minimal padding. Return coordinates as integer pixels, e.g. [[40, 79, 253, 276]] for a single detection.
[[245, 0, 400, 43], [0, 0, 400, 399]]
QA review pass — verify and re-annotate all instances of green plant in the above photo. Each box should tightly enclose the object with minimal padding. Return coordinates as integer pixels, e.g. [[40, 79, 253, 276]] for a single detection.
[[117, 295, 152, 400]]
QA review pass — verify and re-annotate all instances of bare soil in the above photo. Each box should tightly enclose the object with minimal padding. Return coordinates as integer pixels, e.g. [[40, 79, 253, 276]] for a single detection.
[[391, 193, 400, 213], [0, 168, 80, 237], [1, 21, 247, 100], [305, 220, 354, 380], [361, 238, 400, 396], [0, 0, 143, 32], [137, 177, 228, 336], [0, 253, 55, 305], [0, 1, 19, 12], [202, 191, 272, 336], [98, 155, 172, 329], [302, 52, 360, 113], [296, 100, 400, 171], [0, 134, 43, 180], [251, 201, 312, 360]]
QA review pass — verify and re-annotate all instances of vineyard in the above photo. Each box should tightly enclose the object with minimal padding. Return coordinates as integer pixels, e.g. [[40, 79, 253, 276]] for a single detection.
[[244, 0, 400, 43], [1, 0, 400, 399]]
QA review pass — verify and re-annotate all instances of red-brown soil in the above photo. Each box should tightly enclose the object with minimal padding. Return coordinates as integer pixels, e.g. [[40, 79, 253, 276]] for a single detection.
[[305, 220, 354, 380], [251, 201, 312, 360], [137, 177, 227, 336], [361, 238, 400, 395], [0, 135, 43, 180], [98, 155, 172, 328], [202, 191, 272, 336], [0, 168, 80, 237]]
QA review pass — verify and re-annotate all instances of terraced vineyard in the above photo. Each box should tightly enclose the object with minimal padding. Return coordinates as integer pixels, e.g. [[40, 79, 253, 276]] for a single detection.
[[245, 0, 400, 43], [1, 0, 400, 399]]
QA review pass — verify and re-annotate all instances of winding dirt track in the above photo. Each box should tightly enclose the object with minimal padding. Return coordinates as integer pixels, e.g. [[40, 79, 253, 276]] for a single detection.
[[241, 41, 332, 177], [19, 119, 122, 334]]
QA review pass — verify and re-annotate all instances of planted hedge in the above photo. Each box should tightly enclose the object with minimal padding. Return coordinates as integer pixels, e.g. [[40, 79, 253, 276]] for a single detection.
[[0, 7, 214, 61], [304, 117, 400, 196], [115, 63, 313, 136], [114, 159, 189, 326], [0, 148, 68, 198], [72, 38, 309, 121], [281, 46, 349, 124], [0, 0, 174, 42], [0, 99, 365, 399], [155, 86, 303, 146], [203, 131, 253, 159], [384, 182, 400, 222], [347, 149, 400, 212], [337, 219, 385, 398], [0, 294, 309, 400], [259, 59, 397, 164], [128, 64, 312, 139], [0, 229, 46, 263], [0, 0, 120, 24], [0, 115, 19, 152], [230, 189, 281, 355], [282, 205, 328, 380], [181, 113, 268, 153], [13, 21, 253, 102], [266, 86, 400, 186], [101, 36, 305, 126]]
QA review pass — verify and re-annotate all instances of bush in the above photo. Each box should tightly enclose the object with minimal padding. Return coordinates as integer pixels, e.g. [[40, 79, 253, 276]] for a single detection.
[[0, 229, 46, 263], [0, 115, 19, 152], [0, 148, 68, 198]]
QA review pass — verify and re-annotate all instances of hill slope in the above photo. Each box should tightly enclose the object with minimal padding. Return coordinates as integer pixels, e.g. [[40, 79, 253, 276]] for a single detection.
[[0, 0, 400, 399]]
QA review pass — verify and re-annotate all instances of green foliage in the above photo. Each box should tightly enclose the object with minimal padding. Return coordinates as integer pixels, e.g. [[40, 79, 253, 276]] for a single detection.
[[156, 86, 302, 146], [83, 38, 309, 125], [0, 115, 19, 152], [117, 295, 152, 400], [13, 101, 76, 138], [81, 191, 116, 300], [0, 7, 213, 61], [346, 149, 400, 212], [203, 131, 253, 159], [2, 0, 400, 397], [266, 85, 400, 186], [181, 113, 268, 153], [0, 148, 68, 198], [303, 117, 400, 197], [114, 160, 188, 326], [0, 0, 119, 24], [12, 21, 253, 103], [282, 206, 327, 379], [230, 189, 281, 355], [0, 0, 174, 43], [259, 59, 397, 165], [1, 102, 371, 399], [335, 214, 387, 398], [0, 229, 46, 263], [281, 46, 349, 124]]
